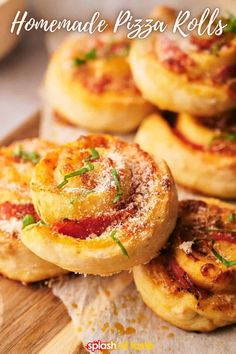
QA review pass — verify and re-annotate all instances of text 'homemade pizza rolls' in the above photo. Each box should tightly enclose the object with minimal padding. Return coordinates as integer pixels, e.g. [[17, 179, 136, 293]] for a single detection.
[[44, 32, 154, 133], [21, 135, 178, 275], [133, 198, 236, 332], [129, 9, 236, 116], [135, 112, 236, 199], [0, 139, 67, 283]]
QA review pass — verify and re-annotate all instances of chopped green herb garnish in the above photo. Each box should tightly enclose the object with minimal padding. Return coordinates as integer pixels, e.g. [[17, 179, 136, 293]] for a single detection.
[[111, 168, 123, 204], [82, 188, 96, 196], [203, 227, 236, 235], [57, 164, 94, 189], [229, 212, 236, 223], [57, 147, 100, 189], [121, 44, 130, 56], [110, 231, 129, 258], [22, 214, 36, 229], [211, 239, 236, 268], [74, 48, 97, 66], [74, 58, 86, 65], [224, 14, 236, 34], [69, 189, 96, 204], [224, 133, 236, 141], [85, 48, 97, 60], [13, 146, 40, 164], [210, 43, 220, 56], [85, 147, 99, 162], [23, 219, 49, 230], [209, 133, 236, 145], [196, 237, 236, 268], [70, 198, 78, 205]]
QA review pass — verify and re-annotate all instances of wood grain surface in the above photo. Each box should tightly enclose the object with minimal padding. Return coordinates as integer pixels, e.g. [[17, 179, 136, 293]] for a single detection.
[[0, 277, 72, 353], [0, 114, 83, 354]]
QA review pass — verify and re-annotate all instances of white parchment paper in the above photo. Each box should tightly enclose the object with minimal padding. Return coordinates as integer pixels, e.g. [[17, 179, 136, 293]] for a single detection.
[[52, 272, 236, 354]]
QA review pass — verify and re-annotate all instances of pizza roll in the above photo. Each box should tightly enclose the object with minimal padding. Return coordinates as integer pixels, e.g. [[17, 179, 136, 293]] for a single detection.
[[40, 101, 135, 144], [129, 10, 236, 116], [133, 198, 236, 332], [22, 135, 177, 275], [0, 139, 67, 282], [44, 33, 154, 133], [135, 112, 236, 199]]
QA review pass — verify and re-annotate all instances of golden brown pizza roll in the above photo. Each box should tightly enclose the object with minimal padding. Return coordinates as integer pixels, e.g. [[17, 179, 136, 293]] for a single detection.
[[133, 198, 236, 332], [135, 112, 236, 199], [0, 139, 67, 283], [129, 9, 236, 116], [40, 102, 135, 144], [44, 32, 154, 133], [21, 135, 177, 275]]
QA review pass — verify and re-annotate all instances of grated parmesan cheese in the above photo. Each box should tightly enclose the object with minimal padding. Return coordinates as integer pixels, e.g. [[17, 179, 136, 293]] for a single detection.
[[0, 218, 22, 235]]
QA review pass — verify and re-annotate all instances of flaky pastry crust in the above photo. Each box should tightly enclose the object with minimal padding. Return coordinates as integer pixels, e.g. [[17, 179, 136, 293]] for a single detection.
[[0, 139, 67, 282], [22, 135, 177, 275], [135, 113, 236, 198], [133, 198, 236, 332], [129, 8, 236, 116], [44, 33, 154, 133]]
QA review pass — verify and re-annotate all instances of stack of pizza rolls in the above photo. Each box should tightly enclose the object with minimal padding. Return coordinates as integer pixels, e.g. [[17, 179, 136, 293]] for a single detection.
[[131, 6, 236, 199], [134, 198, 236, 332], [2, 4, 235, 334], [41, 31, 154, 143], [21, 135, 177, 275], [0, 139, 67, 283]]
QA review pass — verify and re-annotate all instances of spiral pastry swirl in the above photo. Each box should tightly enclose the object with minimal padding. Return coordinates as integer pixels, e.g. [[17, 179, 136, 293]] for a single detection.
[[133, 198, 236, 332], [44, 32, 154, 133], [0, 139, 67, 282], [129, 7, 236, 116], [22, 135, 178, 275], [135, 112, 236, 198]]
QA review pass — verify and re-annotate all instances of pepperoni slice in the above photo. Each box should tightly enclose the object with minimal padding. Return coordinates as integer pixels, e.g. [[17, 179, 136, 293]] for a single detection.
[[54, 215, 115, 239], [0, 201, 39, 221], [173, 129, 204, 151], [167, 258, 206, 299], [54, 208, 134, 239], [209, 231, 236, 244]]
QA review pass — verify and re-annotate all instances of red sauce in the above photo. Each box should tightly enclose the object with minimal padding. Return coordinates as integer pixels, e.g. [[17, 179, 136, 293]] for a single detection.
[[108, 41, 129, 56], [208, 139, 236, 156], [210, 231, 236, 244], [79, 72, 139, 95], [0, 201, 39, 221], [87, 75, 112, 94], [200, 263, 215, 276], [167, 258, 207, 299], [173, 129, 204, 151], [227, 79, 236, 99], [173, 128, 236, 156], [212, 64, 236, 85], [54, 208, 133, 239], [190, 35, 222, 50], [158, 36, 195, 74], [55, 214, 115, 239]]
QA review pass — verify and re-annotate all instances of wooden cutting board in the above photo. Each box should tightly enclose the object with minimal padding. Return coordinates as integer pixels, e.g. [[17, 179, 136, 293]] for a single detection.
[[0, 114, 84, 354]]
